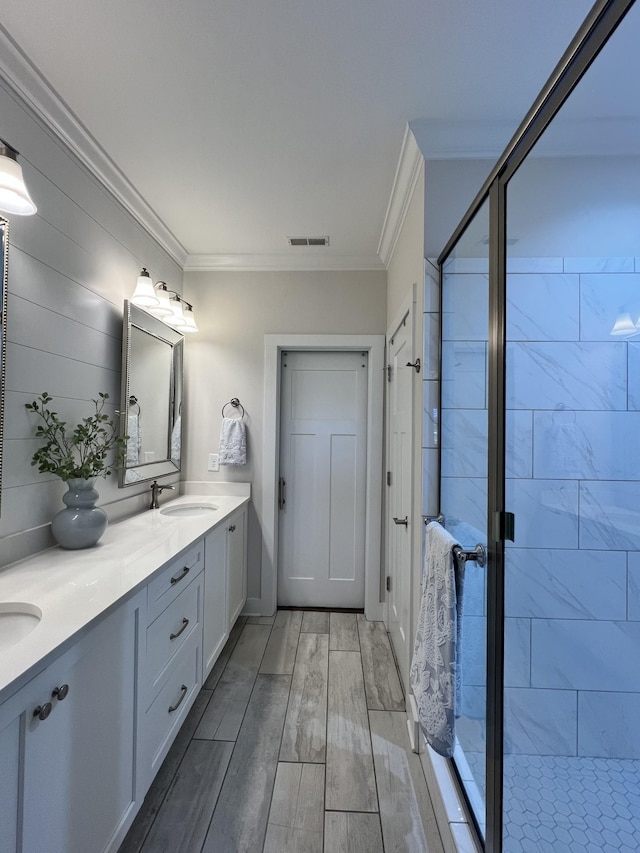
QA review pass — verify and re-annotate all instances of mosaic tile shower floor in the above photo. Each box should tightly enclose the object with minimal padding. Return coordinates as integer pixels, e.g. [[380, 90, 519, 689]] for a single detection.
[[466, 752, 640, 852]]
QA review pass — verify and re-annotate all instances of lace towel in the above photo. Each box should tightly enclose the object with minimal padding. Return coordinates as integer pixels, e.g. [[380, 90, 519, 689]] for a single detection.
[[410, 521, 463, 758], [218, 417, 247, 465], [126, 413, 141, 465], [171, 416, 182, 463]]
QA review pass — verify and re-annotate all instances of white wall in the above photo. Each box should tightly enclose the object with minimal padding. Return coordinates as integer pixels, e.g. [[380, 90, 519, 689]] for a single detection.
[[0, 79, 182, 566], [182, 269, 387, 606]]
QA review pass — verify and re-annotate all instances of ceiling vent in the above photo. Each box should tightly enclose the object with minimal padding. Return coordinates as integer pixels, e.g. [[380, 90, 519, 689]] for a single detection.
[[287, 236, 330, 247]]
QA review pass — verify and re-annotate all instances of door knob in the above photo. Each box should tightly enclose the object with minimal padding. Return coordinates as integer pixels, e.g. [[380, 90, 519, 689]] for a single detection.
[[406, 358, 421, 374], [393, 516, 408, 526]]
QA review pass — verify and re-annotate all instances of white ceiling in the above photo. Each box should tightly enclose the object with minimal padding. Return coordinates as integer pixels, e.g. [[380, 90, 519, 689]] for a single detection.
[[0, 0, 596, 268]]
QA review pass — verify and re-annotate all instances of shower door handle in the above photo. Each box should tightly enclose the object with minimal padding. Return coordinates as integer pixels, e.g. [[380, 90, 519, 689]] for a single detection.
[[278, 477, 286, 510]]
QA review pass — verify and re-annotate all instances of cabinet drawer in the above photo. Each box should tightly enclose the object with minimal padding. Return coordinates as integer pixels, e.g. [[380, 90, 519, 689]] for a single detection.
[[146, 575, 202, 703], [147, 541, 204, 622], [143, 631, 201, 780]]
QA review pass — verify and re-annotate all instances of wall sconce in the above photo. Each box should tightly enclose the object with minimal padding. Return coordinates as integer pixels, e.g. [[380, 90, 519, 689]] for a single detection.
[[0, 139, 37, 216], [132, 271, 198, 333]]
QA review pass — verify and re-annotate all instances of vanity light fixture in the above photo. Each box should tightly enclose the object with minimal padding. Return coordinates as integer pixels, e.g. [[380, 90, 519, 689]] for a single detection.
[[0, 139, 37, 216], [131, 270, 198, 333], [131, 268, 160, 307]]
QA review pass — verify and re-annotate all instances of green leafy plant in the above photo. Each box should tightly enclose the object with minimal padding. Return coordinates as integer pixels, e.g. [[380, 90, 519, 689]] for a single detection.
[[25, 392, 127, 481]]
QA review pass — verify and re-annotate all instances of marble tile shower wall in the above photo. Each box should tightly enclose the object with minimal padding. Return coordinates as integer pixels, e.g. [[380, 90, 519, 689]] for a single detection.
[[424, 256, 640, 761]]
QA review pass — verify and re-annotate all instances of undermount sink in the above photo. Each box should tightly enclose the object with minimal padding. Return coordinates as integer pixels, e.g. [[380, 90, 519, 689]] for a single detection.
[[160, 504, 218, 517], [0, 603, 42, 649]]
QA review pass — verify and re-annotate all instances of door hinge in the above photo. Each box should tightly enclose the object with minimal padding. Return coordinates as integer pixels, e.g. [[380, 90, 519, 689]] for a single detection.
[[387, 364, 392, 382], [386, 576, 391, 592], [387, 471, 392, 487]]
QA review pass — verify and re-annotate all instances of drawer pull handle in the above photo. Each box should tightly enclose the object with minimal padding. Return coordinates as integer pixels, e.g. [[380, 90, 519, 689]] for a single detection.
[[170, 566, 190, 585], [33, 702, 52, 721], [168, 684, 188, 713], [170, 618, 189, 640], [52, 684, 69, 701]]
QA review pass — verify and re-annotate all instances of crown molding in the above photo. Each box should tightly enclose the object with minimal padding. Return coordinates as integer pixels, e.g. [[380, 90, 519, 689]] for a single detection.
[[184, 253, 385, 272], [377, 124, 424, 268], [0, 25, 188, 267]]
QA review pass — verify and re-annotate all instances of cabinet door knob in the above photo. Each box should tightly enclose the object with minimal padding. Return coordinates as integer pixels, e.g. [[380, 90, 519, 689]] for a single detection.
[[52, 684, 69, 701], [33, 702, 53, 721], [228, 524, 236, 533], [169, 618, 189, 640]]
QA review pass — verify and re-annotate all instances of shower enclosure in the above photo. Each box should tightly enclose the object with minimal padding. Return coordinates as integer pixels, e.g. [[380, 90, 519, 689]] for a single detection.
[[435, 0, 640, 849]]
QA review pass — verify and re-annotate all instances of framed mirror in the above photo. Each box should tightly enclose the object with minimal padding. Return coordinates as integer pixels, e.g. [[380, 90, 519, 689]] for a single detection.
[[0, 217, 7, 515], [120, 300, 184, 486]]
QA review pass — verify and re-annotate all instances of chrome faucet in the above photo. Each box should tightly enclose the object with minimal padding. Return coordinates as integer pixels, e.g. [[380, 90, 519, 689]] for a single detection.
[[150, 480, 175, 509]]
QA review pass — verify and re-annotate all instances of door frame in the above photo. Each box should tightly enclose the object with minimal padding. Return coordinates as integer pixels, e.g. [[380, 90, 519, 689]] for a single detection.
[[261, 334, 385, 620], [383, 287, 415, 638]]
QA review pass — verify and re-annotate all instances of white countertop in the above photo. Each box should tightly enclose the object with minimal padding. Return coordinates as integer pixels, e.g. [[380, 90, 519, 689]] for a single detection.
[[0, 493, 250, 703]]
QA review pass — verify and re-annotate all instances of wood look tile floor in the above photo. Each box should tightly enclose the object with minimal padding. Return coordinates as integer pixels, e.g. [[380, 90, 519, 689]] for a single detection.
[[119, 611, 444, 853]]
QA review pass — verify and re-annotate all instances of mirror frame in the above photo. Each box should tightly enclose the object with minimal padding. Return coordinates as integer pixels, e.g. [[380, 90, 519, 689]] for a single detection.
[[0, 218, 7, 516], [119, 300, 184, 487]]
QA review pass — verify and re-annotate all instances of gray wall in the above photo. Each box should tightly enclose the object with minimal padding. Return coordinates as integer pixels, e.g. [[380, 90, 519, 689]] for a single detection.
[[182, 269, 387, 608], [0, 78, 182, 566]]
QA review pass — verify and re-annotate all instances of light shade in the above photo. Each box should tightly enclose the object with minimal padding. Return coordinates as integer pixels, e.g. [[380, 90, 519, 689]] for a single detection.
[[131, 268, 159, 307], [182, 303, 199, 333], [0, 141, 37, 216], [147, 282, 173, 317], [165, 294, 186, 327]]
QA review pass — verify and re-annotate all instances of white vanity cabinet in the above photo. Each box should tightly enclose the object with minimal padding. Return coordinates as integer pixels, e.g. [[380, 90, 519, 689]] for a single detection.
[[0, 591, 144, 853], [0, 494, 250, 853], [202, 504, 248, 680]]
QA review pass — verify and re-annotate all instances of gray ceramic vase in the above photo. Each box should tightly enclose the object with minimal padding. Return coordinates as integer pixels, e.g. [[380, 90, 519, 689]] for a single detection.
[[51, 477, 108, 549]]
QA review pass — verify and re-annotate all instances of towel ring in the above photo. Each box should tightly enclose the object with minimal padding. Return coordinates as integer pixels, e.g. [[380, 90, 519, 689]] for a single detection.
[[221, 397, 245, 418], [129, 395, 141, 415]]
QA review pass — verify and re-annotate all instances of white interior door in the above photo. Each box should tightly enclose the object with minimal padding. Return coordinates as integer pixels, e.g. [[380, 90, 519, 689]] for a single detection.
[[385, 310, 413, 688], [278, 350, 368, 608]]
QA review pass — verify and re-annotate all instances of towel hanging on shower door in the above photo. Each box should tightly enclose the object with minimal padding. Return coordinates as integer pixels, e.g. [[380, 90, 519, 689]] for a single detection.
[[410, 520, 464, 758]]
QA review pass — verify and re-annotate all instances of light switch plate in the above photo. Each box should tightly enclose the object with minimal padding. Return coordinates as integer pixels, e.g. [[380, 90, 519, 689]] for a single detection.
[[208, 453, 219, 472]]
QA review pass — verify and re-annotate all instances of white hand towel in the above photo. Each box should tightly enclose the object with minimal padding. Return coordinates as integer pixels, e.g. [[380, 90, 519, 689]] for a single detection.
[[218, 417, 247, 465], [126, 414, 141, 465], [410, 520, 463, 758], [171, 416, 182, 463]]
